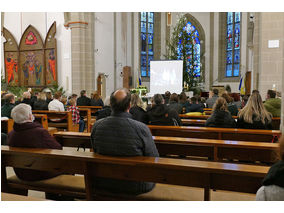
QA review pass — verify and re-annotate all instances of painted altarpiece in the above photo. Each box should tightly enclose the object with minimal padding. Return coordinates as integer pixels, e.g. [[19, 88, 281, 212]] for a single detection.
[[3, 22, 57, 87]]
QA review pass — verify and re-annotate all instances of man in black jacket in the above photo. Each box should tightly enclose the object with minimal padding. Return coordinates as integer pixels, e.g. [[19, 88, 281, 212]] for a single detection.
[[76, 90, 91, 106], [90, 88, 159, 195]]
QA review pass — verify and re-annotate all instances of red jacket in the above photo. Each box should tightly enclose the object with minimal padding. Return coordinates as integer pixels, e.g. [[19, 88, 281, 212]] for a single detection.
[[8, 122, 62, 181]]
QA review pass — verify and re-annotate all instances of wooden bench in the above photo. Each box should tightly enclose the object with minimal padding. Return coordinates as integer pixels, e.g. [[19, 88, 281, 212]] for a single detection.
[[1, 119, 14, 134], [180, 114, 281, 130], [1, 114, 49, 134], [32, 110, 74, 131], [1, 145, 269, 201], [53, 131, 278, 164], [78, 106, 102, 115], [149, 125, 281, 142], [77, 108, 91, 132], [181, 119, 206, 126]]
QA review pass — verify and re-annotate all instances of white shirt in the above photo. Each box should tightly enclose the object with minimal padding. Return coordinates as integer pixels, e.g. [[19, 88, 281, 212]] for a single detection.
[[48, 99, 65, 112]]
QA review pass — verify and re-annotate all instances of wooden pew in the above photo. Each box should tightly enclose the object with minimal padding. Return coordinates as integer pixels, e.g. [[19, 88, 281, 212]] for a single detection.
[[180, 114, 281, 130], [181, 119, 206, 126], [1, 145, 269, 201], [53, 132, 278, 164], [32, 110, 74, 131], [1, 114, 48, 134], [77, 108, 92, 132], [1, 119, 14, 134], [149, 125, 281, 142], [78, 106, 102, 115]]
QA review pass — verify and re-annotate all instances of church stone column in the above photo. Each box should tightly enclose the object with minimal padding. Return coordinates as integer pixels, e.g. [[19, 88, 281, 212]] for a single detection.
[[64, 12, 94, 95]]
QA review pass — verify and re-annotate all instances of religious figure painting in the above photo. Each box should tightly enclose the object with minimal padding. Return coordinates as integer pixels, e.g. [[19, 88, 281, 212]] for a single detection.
[[20, 51, 44, 86], [45, 49, 57, 85], [5, 52, 19, 86]]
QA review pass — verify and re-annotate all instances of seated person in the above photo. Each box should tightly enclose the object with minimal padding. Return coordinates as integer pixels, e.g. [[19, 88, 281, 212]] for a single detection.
[[179, 92, 190, 114], [168, 93, 182, 114], [94, 96, 112, 120], [256, 136, 284, 201], [237, 91, 272, 129], [205, 89, 219, 108], [67, 98, 85, 132], [264, 89, 281, 117], [188, 96, 204, 113], [129, 93, 148, 124], [221, 92, 238, 116], [1, 93, 15, 118], [205, 97, 236, 128], [147, 94, 182, 126], [46, 92, 53, 104], [48, 92, 65, 112], [90, 91, 104, 107], [21, 91, 33, 107], [33, 92, 48, 110], [77, 90, 91, 106], [91, 88, 159, 195], [8, 103, 62, 181]]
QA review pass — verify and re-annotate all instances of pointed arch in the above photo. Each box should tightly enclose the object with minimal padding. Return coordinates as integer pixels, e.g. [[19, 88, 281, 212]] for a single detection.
[[3, 28, 20, 86], [19, 25, 45, 86], [45, 22, 57, 85]]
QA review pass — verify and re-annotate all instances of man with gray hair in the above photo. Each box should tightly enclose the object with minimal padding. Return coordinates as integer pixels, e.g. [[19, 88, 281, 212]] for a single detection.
[[8, 103, 62, 181]]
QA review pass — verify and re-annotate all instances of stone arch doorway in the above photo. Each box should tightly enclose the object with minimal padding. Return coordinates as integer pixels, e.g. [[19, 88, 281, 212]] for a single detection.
[[97, 73, 106, 100]]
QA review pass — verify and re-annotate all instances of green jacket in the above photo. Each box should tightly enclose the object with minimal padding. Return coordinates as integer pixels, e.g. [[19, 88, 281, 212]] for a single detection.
[[1, 103, 15, 118], [264, 98, 281, 117]]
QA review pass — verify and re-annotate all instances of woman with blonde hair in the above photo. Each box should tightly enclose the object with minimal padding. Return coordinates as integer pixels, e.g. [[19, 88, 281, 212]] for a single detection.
[[129, 93, 147, 124], [90, 91, 104, 107], [205, 97, 236, 128], [256, 136, 284, 200], [237, 91, 272, 129]]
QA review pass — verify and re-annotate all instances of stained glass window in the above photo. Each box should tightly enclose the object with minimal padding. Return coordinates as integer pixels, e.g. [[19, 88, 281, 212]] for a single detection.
[[226, 12, 241, 77], [177, 21, 201, 77], [140, 12, 154, 77]]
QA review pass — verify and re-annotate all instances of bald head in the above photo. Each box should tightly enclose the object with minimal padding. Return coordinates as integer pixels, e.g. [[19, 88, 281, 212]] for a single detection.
[[110, 88, 131, 113]]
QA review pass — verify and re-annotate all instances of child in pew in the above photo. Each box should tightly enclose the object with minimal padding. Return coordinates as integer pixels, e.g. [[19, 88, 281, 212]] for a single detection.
[[67, 98, 85, 132], [256, 136, 284, 201]]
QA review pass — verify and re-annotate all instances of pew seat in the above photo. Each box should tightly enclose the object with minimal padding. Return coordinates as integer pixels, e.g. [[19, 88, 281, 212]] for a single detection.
[[1, 192, 47, 201]]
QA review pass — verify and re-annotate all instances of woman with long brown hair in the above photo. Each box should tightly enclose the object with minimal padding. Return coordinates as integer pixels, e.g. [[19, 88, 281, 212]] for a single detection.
[[256, 136, 284, 200], [205, 97, 236, 128], [237, 91, 272, 129], [90, 91, 104, 107]]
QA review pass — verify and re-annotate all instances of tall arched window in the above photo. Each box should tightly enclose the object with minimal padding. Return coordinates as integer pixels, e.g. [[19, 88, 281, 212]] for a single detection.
[[177, 21, 201, 77], [225, 12, 241, 77], [140, 12, 154, 77]]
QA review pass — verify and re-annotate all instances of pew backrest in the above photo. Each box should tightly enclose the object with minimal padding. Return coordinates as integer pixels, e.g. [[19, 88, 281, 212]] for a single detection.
[[32, 110, 73, 131], [148, 125, 281, 142], [1, 145, 269, 200]]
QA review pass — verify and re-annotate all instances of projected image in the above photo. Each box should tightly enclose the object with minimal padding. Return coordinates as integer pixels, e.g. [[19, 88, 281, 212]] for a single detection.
[[150, 60, 183, 95]]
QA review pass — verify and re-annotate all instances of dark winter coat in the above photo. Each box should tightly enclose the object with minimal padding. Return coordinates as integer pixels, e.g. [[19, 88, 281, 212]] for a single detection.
[[8, 122, 62, 181], [1, 103, 15, 118], [90, 98, 104, 107], [129, 106, 148, 124], [147, 104, 182, 126], [237, 115, 272, 130], [188, 103, 204, 113], [94, 106, 112, 121], [205, 110, 236, 128], [33, 100, 49, 110], [168, 101, 182, 114], [77, 96, 91, 106], [90, 112, 159, 195]]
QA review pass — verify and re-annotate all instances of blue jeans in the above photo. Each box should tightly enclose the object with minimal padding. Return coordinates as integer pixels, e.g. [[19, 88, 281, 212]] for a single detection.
[[79, 119, 85, 132]]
